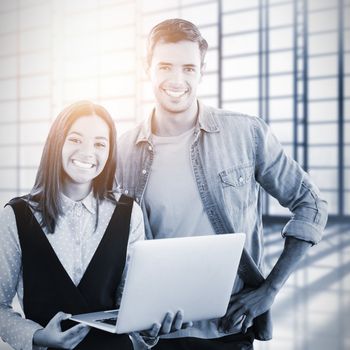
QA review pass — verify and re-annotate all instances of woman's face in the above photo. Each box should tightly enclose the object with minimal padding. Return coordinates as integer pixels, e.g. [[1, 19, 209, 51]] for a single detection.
[[61, 115, 110, 190]]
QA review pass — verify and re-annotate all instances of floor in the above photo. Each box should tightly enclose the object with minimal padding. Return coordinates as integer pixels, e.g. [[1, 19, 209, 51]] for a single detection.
[[1, 221, 349, 350]]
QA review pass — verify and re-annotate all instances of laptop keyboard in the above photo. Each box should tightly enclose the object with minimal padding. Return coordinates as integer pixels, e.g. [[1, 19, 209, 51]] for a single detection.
[[95, 317, 117, 326]]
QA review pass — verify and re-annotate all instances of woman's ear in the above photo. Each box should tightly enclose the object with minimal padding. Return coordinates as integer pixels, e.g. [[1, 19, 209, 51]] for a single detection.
[[143, 59, 151, 79]]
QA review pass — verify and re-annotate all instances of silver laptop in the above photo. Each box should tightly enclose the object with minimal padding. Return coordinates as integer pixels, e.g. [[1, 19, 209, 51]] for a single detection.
[[70, 233, 245, 334]]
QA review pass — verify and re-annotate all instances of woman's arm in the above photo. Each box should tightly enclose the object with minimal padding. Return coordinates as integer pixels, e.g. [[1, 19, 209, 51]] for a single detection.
[[0, 205, 45, 350]]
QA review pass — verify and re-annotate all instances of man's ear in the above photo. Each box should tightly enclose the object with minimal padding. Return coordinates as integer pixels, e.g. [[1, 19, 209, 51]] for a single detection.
[[200, 62, 207, 82]]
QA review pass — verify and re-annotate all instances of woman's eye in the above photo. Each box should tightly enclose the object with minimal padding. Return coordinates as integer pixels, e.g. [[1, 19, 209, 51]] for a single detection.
[[68, 137, 81, 144]]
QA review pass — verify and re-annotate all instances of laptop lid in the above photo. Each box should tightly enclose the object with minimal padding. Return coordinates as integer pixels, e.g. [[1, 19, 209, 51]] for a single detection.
[[115, 233, 245, 334]]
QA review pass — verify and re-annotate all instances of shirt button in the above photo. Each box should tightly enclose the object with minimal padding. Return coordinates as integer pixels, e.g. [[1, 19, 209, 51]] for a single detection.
[[239, 176, 244, 183], [142, 169, 147, 175], [124, 189, 129, 195], [148, 145, 152, 151], [136, 197, 139, 203]]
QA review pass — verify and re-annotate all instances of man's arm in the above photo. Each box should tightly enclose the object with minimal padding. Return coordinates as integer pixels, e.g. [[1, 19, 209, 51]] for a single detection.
[[221, 236, 311, 332]]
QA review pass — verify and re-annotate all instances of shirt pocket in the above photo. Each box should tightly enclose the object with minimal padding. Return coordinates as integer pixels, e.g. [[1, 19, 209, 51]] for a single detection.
[[218, 164, 255, 210]]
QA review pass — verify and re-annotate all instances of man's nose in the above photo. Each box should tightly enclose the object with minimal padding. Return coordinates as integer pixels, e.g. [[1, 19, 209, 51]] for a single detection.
[[168, 69, 186, 85]]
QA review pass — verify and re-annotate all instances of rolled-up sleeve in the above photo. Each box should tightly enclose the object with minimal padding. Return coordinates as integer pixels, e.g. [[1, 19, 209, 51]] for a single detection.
[[253, 117, 328, 245]]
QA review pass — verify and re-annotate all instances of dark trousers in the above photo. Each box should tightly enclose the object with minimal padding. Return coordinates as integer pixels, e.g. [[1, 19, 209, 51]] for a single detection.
[[154, 328, 254, 350]]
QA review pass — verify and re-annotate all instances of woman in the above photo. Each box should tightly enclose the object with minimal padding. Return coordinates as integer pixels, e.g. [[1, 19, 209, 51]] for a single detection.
[[0, 101, 182, 350]]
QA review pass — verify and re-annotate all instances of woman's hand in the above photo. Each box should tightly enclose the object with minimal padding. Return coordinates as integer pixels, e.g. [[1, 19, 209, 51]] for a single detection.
[[33, 312, 90, 349]]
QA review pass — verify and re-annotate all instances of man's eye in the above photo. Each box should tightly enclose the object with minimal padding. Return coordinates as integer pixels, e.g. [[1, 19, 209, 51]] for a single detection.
[[95, 142, 106, 148], [185, 67, 195, 73]]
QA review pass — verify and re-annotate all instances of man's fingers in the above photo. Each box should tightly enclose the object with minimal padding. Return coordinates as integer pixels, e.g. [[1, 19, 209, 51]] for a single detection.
[[148, 322, 161, 338], [222, 307, 246, 331], [160, 312, 174, 334], [172, 310, 184, 331], [241, 314, 253, 334], [182, 321, 193, 329]]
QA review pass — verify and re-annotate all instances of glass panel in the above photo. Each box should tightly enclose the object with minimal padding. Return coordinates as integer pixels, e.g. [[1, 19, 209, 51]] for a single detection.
[[19, 168, 37, 190], [309, 55, 338, 78], [309, 32, 337, 55], [222, 0, 258, 12], [269, 98, 293, 120], [223, 55, 259, 78], [20, 75, 50, 98], [0, 101, 17, 122], [20, 145, 44, 167], [309, 8, 338, 33], [270, 75, 293, 97], [223, 32, 258, 56], [309, 100, 338, 122], [308, 146, 338, 167], [20, 52, 50, 75], [309, 123, 338, 144], [270, 121, 294, 143], [0, 146, 17, 167], [223, 10, 259, 33], [269, 51, 293, 74], [198, 73, 218, 96], [269, 3, 293, 28], [0, 56, 17, 79], [0, 123, 17, 145], [308, 168, 338, 189], [0, 79, 17, 100], [19, 122, 50, 144], [19, 98, 51, 121], [223, 78, 258, 100], [182, 2, 218, 26], [309, 78, 338, 100], [0, 169, 17, 189], [223, 101, 259, 116]]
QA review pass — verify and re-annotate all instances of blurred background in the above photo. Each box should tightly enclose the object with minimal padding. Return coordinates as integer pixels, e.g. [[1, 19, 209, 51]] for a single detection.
[[0, 0, 349, 349]]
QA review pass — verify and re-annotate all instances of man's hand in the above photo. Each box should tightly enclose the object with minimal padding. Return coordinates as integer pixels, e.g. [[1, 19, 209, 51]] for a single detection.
[[33, 312, 90, 349], [220, 284, 277, 334], [141, 310, 192, 338]]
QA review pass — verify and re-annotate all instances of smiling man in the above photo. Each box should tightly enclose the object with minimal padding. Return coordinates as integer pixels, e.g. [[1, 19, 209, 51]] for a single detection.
[[116, 19, 328, 350]]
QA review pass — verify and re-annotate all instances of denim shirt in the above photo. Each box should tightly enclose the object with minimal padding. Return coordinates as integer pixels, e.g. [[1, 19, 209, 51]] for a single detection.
[[116, 101, 328, 340]]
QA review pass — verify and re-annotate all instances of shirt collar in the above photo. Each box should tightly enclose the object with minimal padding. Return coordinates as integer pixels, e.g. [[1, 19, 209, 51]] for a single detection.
[[135, 100, 220, 145], [60, 191, 97, 215]]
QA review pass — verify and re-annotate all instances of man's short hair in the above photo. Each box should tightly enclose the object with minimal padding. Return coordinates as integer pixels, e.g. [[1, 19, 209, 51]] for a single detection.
[[147, 18, 208, 68]]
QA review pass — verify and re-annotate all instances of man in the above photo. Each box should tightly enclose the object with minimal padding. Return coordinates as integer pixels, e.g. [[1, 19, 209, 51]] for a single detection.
[[117, 19, 327, 349]]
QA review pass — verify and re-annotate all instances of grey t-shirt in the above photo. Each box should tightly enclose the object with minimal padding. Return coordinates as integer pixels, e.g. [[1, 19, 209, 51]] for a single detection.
[[144, 127, 215, 239]]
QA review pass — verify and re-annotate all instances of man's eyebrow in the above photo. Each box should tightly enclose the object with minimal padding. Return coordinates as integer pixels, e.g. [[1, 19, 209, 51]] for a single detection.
[[157, 61, 172, 66]]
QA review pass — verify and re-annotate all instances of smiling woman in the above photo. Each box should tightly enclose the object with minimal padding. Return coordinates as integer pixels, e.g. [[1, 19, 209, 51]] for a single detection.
[[0, 101, 145, 350], [29, 101, 117, 233]]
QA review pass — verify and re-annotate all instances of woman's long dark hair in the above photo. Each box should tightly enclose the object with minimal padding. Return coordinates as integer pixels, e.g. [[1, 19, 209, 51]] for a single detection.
[[29, 100, 117, 233]]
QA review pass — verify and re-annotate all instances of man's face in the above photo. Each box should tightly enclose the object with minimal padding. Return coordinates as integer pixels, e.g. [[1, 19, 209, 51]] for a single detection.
[[148, 40, 203, 115]]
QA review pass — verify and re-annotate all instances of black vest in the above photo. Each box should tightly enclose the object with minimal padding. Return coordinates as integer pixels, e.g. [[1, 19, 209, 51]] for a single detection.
[[8, 195, 134, 350]]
